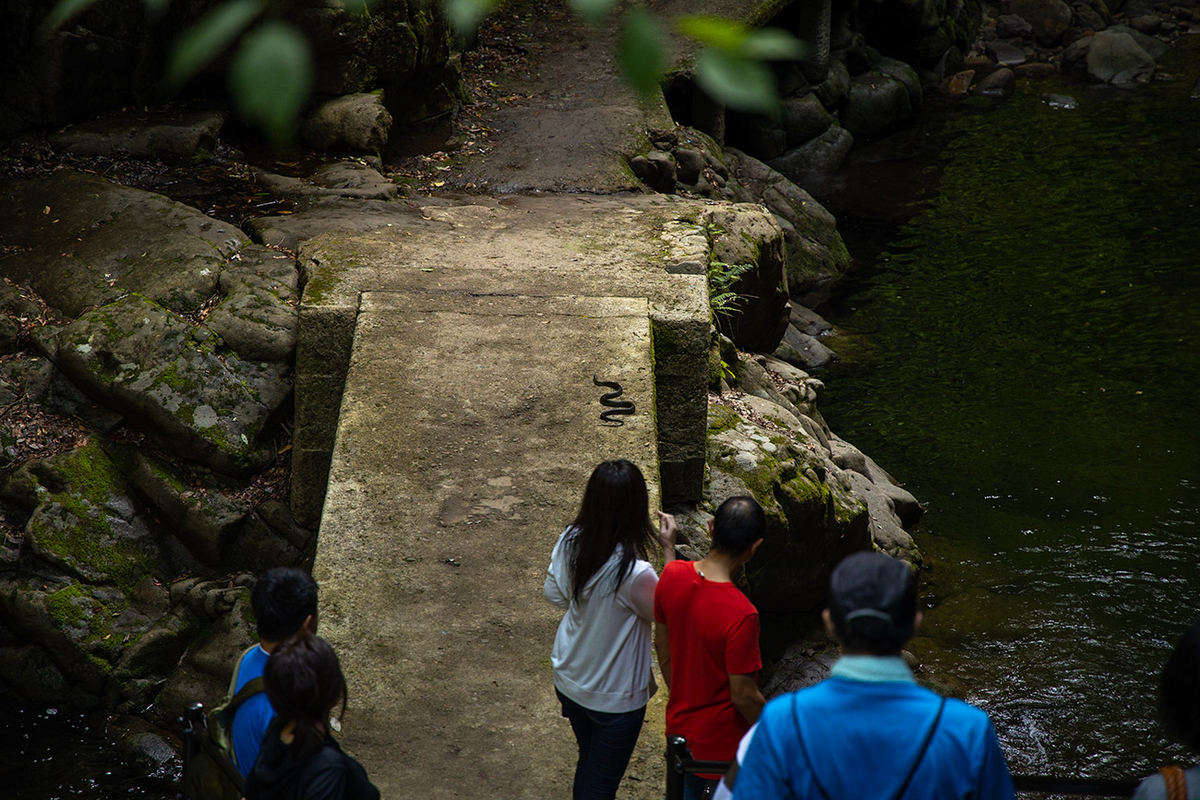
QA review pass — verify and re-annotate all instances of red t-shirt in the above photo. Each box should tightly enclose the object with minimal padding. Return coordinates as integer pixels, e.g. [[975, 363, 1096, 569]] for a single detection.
[[653, 559, 762, 763]]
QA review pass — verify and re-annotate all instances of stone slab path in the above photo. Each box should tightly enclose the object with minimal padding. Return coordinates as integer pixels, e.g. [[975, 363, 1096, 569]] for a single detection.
[[313, 291, 670, 798]]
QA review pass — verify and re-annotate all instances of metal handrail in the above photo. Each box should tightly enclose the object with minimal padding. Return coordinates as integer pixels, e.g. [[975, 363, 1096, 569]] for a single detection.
[[664, 736, 1140, 799]]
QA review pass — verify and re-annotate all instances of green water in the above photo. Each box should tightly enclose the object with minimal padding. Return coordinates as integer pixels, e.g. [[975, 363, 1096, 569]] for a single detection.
[[819, 45, 1200, 779]]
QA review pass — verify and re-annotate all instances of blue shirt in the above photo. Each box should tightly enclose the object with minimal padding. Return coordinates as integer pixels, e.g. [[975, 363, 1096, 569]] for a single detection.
[[733, 655, 1015, 800], [230, 645, 275, 776]]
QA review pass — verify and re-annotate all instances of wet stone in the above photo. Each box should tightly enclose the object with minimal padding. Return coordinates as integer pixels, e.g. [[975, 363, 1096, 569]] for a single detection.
[[986, 42, 1029, 65]]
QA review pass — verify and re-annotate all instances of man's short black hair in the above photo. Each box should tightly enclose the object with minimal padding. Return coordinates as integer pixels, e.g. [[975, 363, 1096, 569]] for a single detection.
[[251, 567, 318, 643], [711, 495, 766, 556], [828, 551, 917, 656]]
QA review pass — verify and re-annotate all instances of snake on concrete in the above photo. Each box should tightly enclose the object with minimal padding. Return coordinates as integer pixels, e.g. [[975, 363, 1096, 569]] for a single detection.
[[593, 375, 635, 426]]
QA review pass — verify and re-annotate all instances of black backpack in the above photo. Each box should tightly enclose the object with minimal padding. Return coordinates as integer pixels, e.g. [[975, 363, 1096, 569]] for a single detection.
[[181, 645, 266, 800]]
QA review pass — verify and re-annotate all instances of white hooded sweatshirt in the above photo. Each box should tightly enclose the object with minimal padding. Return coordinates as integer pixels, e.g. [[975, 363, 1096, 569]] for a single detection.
[[544, 527, 658, 713]]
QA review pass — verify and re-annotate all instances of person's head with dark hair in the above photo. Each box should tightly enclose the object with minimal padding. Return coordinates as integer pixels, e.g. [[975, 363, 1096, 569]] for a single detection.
[[710, 496, 766, 557], [251, 567, 319, 645], [1161, 618, 1200, 753], [263, 631, 347, 757], [568, 459, 658, 601], [824, 550, 919, 656]]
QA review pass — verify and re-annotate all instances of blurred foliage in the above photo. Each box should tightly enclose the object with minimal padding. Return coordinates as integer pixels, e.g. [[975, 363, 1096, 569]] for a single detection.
[[44, 0, 805, 143], [449, 0, 806, 112]]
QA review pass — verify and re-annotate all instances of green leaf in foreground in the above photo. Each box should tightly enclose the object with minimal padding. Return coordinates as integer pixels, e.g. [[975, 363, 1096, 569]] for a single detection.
[[229, 22, 312, 145], [445, 0, 497, 35], [617, 7, 665, 97], [676, 15, 750, 52], [41, 0, 103, 35], [568, 0, 618, 25], [740, 28, 806, 61], [165, 0, 263, 90], [143, 0, 172, 20], [340, 0, 374, 12], [695, 48, 779, 113]]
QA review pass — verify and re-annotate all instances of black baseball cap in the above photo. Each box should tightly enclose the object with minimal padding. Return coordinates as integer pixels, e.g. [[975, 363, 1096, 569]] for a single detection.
[[828, 551, 917, 646]]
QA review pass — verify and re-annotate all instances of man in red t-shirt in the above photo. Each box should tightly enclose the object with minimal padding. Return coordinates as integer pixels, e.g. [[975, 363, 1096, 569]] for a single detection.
[[654, 495, 767, 800]]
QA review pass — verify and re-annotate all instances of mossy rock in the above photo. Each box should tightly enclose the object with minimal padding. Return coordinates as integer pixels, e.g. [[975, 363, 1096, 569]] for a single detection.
[[21, 443, 170, 593], [706, 405, 869, 612], [0, 171, 246, 317], [37, 294, 290, 475]]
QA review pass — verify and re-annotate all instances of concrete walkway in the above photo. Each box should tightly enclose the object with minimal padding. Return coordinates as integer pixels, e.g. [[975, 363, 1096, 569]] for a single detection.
[[296, 193, 750, 797], [295, 2, 788, 793], [314, 291, 663, 797]]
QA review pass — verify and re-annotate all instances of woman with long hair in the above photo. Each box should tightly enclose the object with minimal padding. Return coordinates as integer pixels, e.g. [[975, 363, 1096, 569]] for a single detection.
[[244, 632, 379, 800], [544, 459, 677, 800]]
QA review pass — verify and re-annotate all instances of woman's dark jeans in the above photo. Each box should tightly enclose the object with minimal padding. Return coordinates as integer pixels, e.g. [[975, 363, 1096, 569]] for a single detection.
[[556, 689, 646, 800]]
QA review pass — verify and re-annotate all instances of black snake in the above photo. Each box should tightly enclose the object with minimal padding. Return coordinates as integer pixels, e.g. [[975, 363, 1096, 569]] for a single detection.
[[593, 375, 635, 426]]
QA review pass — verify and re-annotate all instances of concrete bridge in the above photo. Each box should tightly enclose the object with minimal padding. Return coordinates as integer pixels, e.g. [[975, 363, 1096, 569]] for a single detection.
[[280, 0, 804, 792], [291, 195, 775, 797]]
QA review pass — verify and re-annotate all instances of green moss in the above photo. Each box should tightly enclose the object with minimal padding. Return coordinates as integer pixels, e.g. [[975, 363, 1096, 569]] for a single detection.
[[30, 444, 156, 594], [147, 458, 190, 495], [45, 584, 123, 670], [176, 403, 195, 425], [707, 405, 741, 435], [781, 472, 829, 506], [156, 361, 200, 394], [46, 585, 94, 632], [303, 245, 353, 306]]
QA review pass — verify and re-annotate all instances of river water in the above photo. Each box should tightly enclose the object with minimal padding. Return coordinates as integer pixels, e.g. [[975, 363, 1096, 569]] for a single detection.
[[815, 39, 1200, 781]]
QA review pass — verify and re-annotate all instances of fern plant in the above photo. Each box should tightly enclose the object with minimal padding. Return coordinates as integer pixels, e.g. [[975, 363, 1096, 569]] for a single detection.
[[708, 260, 756, 320]]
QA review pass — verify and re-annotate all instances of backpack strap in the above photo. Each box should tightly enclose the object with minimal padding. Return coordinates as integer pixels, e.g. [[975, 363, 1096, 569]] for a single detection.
[[227, 644, 261, 695], [790, 695, 832, 800], [789, 692, 947, 800], [227, 676, 266, 713], [890, 697, 946, 800], [1161, 765, 1188, 800]]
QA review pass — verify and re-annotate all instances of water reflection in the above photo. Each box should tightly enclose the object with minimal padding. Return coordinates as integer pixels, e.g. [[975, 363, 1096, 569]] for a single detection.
[[818, 38, 1200, 782], [0, 693, 179, 798]]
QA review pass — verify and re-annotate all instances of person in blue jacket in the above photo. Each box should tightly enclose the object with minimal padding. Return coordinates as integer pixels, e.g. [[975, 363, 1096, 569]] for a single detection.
[[732, 551, 1015, 800], [231, 567, 319, 776]]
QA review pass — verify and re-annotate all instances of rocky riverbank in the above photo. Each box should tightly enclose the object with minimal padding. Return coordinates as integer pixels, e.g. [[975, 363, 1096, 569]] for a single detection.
[[8, 0, 1152, 781]]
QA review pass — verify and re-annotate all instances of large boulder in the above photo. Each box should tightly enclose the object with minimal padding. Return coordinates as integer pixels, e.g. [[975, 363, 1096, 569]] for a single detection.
[[876, 57, 924, 114], [1063, 30, 1157, 83], [706, 403, 869, 611], [707, 205, 790, 353], [724, 149, 852, 294], [1001, 0, 1073, 44], [0, 171, 247, 316], [768, 124, 855, 176], [300, 93, 394, 155], [31, 294, 290, 475], [841, 72, 915, 139], [781, 94, 836, 148], [1086, 31, 1156, 83]]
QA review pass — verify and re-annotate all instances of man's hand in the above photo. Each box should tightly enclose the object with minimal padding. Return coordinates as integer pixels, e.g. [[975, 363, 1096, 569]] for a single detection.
[[729, 673, 765, 724], [657, 511, 677, 565]]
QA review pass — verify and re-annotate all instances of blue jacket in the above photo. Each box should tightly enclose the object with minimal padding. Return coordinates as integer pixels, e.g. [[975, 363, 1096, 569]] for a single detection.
[[231, 646, 276, 776], [734, 656, 1015, 800]]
